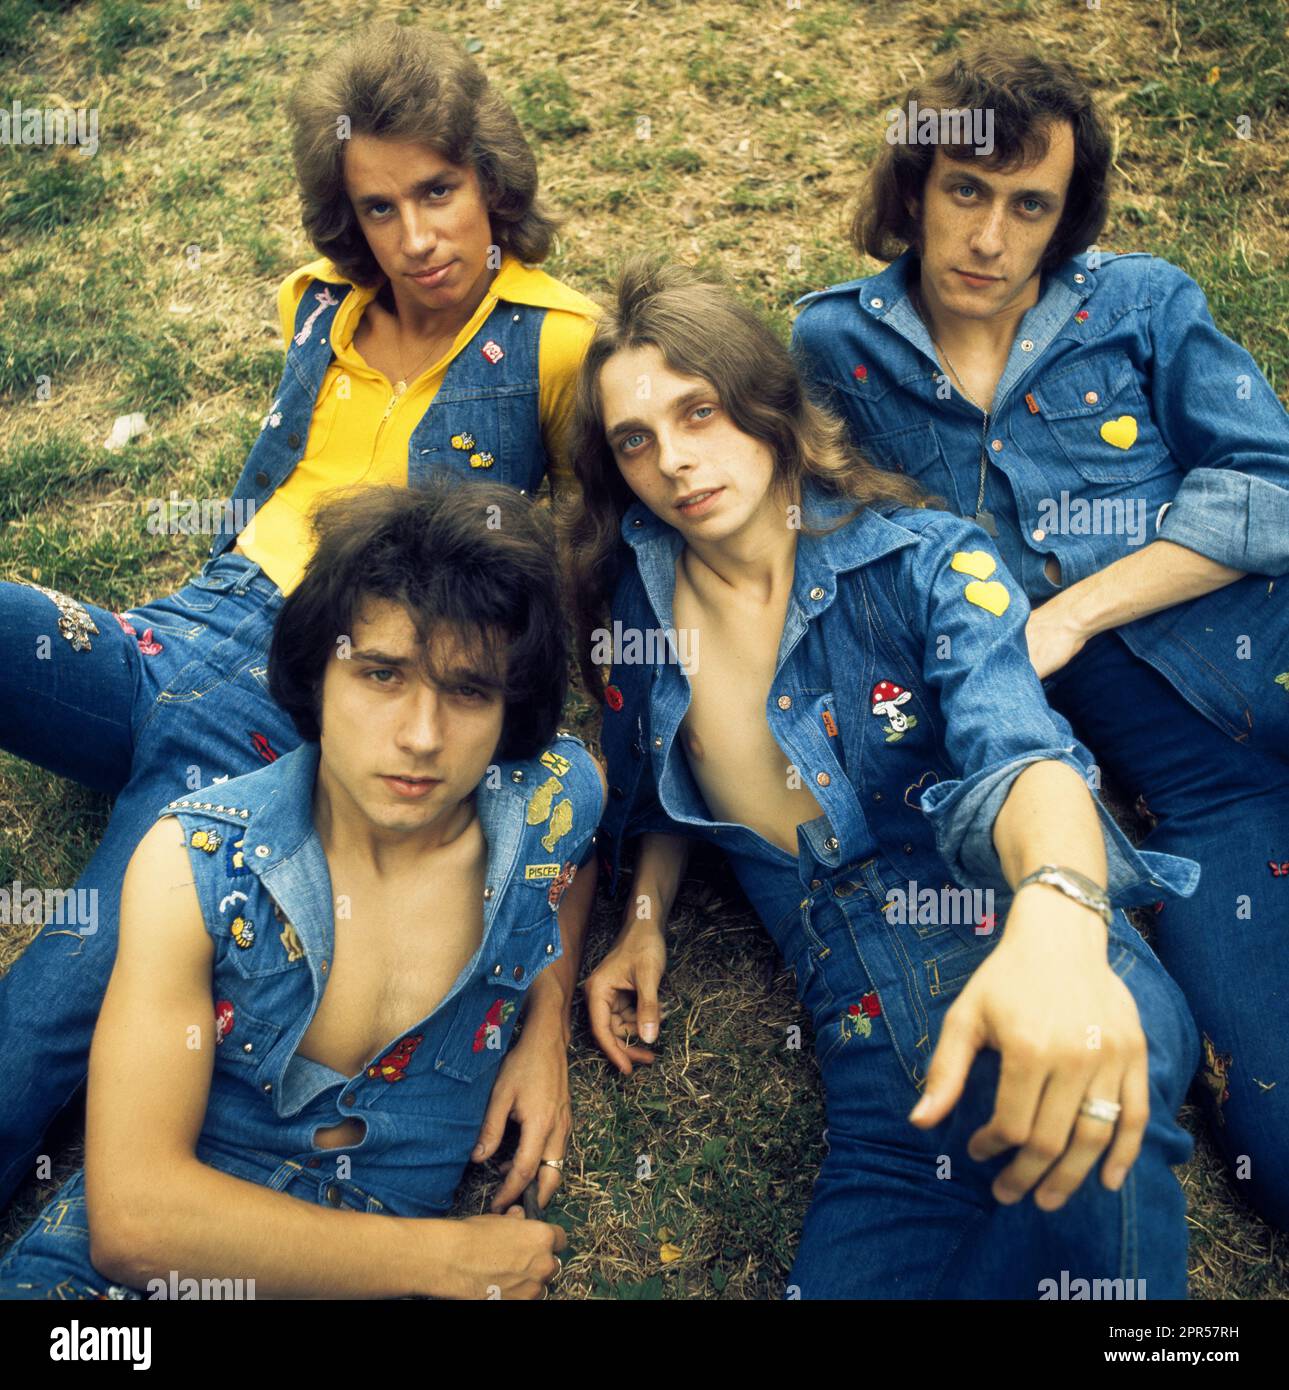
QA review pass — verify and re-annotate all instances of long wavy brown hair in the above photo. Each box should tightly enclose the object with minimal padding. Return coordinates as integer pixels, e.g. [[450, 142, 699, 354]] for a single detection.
[[555, 256, 929, 705], [287, 22, 561, 286]]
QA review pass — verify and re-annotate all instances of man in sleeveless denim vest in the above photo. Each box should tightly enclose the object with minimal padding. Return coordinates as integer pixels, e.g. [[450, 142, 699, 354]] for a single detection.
[[789, 46, 1289, 1229], [0, 23, 599, 1214], [0, 481, 606, 1299]]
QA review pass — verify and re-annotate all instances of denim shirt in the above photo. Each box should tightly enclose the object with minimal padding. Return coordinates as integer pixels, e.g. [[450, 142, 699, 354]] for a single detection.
[[790, 251, 1289, 748], [596, 482, 1198, 913], [155, 736, 604, 1217], [211, 270, 552, 558]]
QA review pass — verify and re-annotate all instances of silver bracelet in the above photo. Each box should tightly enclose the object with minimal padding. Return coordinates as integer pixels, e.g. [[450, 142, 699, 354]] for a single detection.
[[1014, 864, 1113, 926]]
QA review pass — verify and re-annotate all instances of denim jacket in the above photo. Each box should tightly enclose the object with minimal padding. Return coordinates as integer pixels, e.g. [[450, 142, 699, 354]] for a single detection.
[[211, 269, 555, 558], [597, 482, 1198, 912], [790, 251, 1289, 749], [156, 735, 604, 1217]]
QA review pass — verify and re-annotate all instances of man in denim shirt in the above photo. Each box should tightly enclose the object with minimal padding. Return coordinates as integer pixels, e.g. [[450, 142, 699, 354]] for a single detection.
[[569, 259, 1199, 1298], [0, 483, 605, 1299], [791, 47, 1289, 1229]]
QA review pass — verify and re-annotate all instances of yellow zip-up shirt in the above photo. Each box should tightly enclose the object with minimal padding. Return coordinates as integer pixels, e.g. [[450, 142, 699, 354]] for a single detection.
[[237, 254, 600, 594]]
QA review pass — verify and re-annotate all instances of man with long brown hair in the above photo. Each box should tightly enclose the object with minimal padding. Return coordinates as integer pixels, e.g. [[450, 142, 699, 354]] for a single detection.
[[566, 257, 1199, 1298], [791, 45, 1289, 1230], [0, 22, 598, 1219]]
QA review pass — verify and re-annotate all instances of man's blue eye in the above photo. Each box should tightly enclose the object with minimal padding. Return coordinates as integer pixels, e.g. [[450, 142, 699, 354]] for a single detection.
[[692, 405, 714, 421], [1021, 198, 1043, 213], [623, 432, 646, 451], [956, 185, 977, 198], [367, 668, 396, 683]]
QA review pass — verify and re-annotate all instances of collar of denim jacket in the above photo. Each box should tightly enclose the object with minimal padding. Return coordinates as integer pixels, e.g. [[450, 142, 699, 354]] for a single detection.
[[236, 739, 527, 948], [618, 478, 920, 628]]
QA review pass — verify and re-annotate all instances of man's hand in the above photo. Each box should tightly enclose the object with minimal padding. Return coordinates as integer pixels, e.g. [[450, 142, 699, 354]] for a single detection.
[[909, 888, 1149, 1210], [437, 1208, 568, 1300], [584, 919, 667, 1075], [472, 1013, 572, 1212], [1024, 596, 1089, 680]]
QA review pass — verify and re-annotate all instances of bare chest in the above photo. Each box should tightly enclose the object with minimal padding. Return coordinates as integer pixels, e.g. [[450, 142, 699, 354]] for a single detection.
[[673, 563, 822, 854], [295, 835, 487, 1079]]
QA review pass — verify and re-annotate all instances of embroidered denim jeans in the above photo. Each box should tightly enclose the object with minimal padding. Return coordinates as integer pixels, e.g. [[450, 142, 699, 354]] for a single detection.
[[1045, 632, 1289, 1229], [727, 843, 1198, 1299], [0, 553, 300, 1210]]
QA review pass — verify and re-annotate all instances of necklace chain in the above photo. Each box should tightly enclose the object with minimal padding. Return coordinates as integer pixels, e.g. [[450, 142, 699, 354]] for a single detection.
[[911, 283, 993, 527]]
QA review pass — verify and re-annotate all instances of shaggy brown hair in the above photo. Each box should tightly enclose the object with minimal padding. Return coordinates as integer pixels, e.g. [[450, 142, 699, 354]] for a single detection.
[[269, 478, 568, 762], [555, 256, 929, 704], [855, 45, 1112, 272], [286, 22, 560, 286]]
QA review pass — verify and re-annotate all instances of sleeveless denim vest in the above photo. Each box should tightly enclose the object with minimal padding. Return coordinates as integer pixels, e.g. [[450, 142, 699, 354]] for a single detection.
[[156, 735, 603, 1217], [211, 273, 550, 558]]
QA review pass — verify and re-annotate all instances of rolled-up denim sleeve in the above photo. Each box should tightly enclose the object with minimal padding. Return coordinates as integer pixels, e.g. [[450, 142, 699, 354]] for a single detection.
[[1147, 258, 1289, 575], [907, 513, 1199, 903]]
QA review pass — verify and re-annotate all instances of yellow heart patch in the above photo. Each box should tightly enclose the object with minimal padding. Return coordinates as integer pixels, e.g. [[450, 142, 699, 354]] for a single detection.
[[1099, 415, 1138, 450], [964, 579, 1011, 616], [950, 549, 997, 580]]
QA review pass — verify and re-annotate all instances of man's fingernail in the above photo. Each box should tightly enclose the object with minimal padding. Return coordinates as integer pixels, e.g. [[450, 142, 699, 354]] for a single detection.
[[472, 1145, 485, 1158], [909, 1095, 931, 1120], [1104, 1164, 1125, 1190], [641, 1023, 657, 1043]]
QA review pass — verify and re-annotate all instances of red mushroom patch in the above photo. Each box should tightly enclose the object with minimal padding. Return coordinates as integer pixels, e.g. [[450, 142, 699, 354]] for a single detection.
[[870, 679, 917, 743]]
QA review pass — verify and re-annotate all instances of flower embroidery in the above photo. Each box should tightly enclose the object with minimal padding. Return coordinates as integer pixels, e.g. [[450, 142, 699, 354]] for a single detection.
[[249, 732, 279, 763], [368, 1034, 424, 1082], [605, 685, 624, 711], [839, 991, 882, 1044], [473, 999, 516, 1052], [214, 1000, 234, 1045]]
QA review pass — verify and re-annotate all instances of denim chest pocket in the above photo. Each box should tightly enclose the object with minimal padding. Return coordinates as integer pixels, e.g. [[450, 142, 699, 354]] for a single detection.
[[212, 1000, 284, 1074], [413, 385, 540, 490], [857, 421, 951, 488], [432, 913, 560, 1083], [169, 570, 242, 614], [1031, 353, 1166, 484], [218, 889, 313, 981]]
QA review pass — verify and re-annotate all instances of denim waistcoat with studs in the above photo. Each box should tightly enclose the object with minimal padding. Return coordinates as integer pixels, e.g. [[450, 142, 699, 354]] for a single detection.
[[210, 273, 553, 559], [791, 250, 1289, 752], [596, 480, 1199, 915], [157, 736, 603, 1217]]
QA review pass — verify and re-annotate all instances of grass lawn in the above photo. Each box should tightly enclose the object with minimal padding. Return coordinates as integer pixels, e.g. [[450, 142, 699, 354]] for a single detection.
[[1, 0, 1286, 1298]]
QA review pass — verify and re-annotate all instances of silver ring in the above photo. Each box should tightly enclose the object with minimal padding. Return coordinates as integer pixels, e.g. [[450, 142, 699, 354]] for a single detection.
[[1079, 1097, 1122, 1124], [539, 1157, 564, 1172]]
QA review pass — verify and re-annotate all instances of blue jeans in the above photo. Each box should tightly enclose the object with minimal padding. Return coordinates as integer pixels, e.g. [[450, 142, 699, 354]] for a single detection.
[[1045, 630, 1289, 1230], [0, 555, 300, 1211], [726, 845, 1197, 1299]]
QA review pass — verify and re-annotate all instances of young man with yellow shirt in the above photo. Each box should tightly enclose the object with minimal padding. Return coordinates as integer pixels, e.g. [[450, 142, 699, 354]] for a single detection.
[[0, 23, 599, 1220]]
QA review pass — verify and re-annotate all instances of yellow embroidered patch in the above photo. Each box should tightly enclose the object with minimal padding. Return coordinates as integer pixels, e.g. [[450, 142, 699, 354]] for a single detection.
[[1099, 415, 1138, 450], [539, 749, 572, 777], [524, 862, 562, 881], [279, 921, 304, 962], [526, 775, 563, 825], [963, 579, 1011, 616], [541, 799, 574, 852], [949, 549, 997, 580]]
